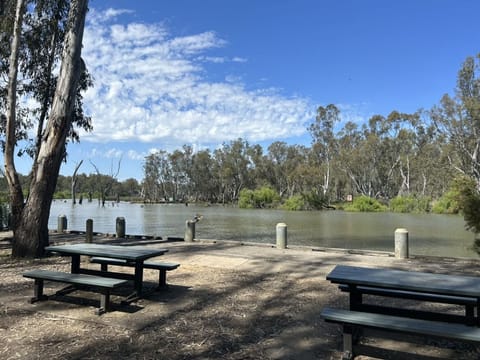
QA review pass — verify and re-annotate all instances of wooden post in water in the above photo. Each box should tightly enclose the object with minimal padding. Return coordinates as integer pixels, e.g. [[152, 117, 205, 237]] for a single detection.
[[185, 214, 202, 242], [86, 219, 93, 243], [116, 217, 126, 238], [185, 219, 195, 242], [395, 228, 409, 259], [57, 215, 67, 233]]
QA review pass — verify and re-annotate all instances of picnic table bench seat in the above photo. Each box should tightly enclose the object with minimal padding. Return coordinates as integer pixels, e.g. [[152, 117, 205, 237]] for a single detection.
[[338, 284, 478, 306], [338, 283, 477, 323], [321, 307, 480, 360], [23, 269, 128, 315], [90, 257, 180, 289]]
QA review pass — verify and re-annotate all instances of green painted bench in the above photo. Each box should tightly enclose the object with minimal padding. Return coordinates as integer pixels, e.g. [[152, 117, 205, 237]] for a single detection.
[[321, 307, 480, 360], [90, 257, 180, 289], [23, 269, 128, 315]]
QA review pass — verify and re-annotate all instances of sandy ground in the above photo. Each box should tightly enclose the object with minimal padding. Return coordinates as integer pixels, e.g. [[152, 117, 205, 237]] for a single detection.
[[1, 232, 480, 359]]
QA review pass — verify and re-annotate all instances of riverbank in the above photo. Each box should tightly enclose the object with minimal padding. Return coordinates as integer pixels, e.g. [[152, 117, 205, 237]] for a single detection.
[[1, 233, 480, 359]]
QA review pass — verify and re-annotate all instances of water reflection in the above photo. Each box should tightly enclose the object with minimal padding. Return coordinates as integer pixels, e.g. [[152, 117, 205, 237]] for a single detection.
[[49, 200, 478, 258]]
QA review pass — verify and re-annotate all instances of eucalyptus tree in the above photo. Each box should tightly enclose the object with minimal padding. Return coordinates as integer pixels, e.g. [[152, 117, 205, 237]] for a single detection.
[[431, 54, 480, 186], [1, 0, 91, 257], [213, 138, 253, 204], [169, 147, 192, 202], [266, 141, 291, 197], [143, 153, 162, 202], [409, 113, 451, 197], [308, 104, 340, 197], [190, 149, 217, 202], [142, 150, 173, 202]]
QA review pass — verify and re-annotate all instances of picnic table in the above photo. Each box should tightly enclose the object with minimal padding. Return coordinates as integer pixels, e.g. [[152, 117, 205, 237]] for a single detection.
[[322, 264, 480, 359], [45, 243, 168, 302], [326, 264, 480, 324]]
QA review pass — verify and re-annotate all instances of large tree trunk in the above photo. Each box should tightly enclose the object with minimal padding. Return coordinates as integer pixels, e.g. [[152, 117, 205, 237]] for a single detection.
[[11, 0, 89, 258], [4, 0, 26, 233]]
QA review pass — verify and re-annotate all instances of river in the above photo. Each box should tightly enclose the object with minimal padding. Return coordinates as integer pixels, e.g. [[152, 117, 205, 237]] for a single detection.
[[49, 200, 478, 258]]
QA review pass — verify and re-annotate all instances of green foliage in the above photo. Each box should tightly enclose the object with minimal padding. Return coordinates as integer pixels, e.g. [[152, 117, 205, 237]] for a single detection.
[[431, 190, 460, 214], [238, 189, 255, 209], [281, 195, 305, 211], [345, 195, 387, 212], [389, 196, 431, 213], [302, 191, 329, 210], [238, 187, 280, 209], [53, 190, 71, 200], [451, 176, 480, 233]]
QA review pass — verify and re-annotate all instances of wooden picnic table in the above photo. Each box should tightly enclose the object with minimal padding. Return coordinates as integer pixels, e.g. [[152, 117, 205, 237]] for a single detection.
[[326, 264, 480, 325], [45, 243, 168, 302]]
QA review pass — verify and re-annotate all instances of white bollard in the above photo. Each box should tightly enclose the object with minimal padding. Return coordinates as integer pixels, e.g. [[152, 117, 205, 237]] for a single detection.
[[395, 228, 409, 259], [276, 223, 287, 249]]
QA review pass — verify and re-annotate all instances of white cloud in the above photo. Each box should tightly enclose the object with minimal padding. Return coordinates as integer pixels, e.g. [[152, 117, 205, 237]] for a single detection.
[[81, 9, 314, 148]]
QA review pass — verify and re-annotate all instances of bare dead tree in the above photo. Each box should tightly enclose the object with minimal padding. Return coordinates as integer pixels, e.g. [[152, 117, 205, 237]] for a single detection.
[[71, 160, 83, 204], [89, 157, 122, 207]]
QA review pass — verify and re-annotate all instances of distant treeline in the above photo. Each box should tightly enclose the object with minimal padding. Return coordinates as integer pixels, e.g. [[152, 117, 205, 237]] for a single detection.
[[2, 54, 479, 214]]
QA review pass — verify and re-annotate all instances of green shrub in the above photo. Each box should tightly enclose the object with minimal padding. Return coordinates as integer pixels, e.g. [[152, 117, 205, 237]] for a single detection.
[[451, 176, 480, 233], [238, 189, 255, 209], [302, 191, 329, 210], [239, 187, 280, 209], [53, 190, 71, 199], [281, 195, 305, 211], [389, 196, 431, 213], [431, 190, 460, 214], [345, 195, 387, 212]]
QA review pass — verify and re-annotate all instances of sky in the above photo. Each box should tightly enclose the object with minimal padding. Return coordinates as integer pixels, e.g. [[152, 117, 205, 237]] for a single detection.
[[11, 0, 480, 181]]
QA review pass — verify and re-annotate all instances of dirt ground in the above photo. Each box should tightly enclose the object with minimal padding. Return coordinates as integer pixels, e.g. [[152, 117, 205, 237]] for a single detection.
[[1, 233, 480, 359]]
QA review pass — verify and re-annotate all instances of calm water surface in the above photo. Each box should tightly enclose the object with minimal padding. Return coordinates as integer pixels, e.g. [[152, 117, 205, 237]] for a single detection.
[[49, 200, 478, 258]]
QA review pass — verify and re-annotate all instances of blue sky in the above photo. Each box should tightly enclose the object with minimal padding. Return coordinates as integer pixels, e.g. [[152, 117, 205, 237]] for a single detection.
[[12, 0, 480, 181]]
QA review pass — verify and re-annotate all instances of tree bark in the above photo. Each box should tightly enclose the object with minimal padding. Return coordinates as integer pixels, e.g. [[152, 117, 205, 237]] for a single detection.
[[11, 0, 89, 258], [4, 0, 26, 233]]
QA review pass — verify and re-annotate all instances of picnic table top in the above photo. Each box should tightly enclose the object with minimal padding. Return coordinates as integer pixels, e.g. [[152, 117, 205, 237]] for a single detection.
[[45, 243, 168, 261], [327, 264, 480, 298]]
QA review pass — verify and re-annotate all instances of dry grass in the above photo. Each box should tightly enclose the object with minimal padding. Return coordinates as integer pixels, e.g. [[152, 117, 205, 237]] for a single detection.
[[1, 236, 480, 359]]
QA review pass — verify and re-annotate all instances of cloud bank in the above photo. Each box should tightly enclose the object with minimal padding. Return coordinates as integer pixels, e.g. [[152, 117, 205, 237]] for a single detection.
[[81, 8, 314, 148]]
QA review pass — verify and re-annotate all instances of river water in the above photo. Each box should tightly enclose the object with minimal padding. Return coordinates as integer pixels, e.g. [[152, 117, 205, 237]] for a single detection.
[[49, 200, 478, 258]]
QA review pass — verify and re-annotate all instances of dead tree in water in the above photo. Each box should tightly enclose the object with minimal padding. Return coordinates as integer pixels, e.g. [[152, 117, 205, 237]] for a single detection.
[[71, 160, 83, 204], [90, 158, 121, 206]]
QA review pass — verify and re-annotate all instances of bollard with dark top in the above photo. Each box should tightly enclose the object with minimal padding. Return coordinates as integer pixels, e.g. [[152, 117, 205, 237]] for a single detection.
[[86, 219, 93, 243], [116, 217, 126, 238], [57, 215, 67, 233]]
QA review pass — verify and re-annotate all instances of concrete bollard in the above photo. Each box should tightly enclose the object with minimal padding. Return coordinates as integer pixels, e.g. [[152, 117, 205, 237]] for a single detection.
[[57, 215, 67, 233], [116, 217, 126, 238], [276, 223, 287, 249], [395, 228, 409, 259], [86, 219, 93, 243], [185, 220, 195, 242]]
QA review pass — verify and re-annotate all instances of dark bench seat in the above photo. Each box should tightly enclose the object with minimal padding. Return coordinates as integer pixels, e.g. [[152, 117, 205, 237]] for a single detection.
[[321, 307, 480, 360], [338, 284, 478, 305], [90, 257, 180, 289], [23, 269, 128, 315], [338, 284, 477, 324]]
